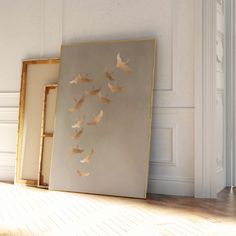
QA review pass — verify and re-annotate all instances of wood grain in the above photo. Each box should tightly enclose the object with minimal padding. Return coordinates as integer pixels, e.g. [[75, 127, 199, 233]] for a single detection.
[[0, 183, 235, 235]]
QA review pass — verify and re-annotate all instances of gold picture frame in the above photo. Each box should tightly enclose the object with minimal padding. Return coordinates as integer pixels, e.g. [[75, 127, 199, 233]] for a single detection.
[[38, 84, 58, 188], [15, 59, 60, 186]]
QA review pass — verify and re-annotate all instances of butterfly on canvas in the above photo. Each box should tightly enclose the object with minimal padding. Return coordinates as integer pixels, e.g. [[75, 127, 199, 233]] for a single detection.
[[116, 53, 132, 73], [80, 149, 94, 163], [98, 92, 112, 104], [108, 83, 125, 93], [77, 170, 90, 177], [87, 110, 104, 126], [72, 116, 85, 129], [68, 95, 85, 112], [70, 73, 93, 84]]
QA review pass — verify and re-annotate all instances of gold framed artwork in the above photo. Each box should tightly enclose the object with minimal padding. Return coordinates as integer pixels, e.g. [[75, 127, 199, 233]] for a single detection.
[[16, 59, 60, 186], [38, 84, 58, 188], [49, 39, 156, 198]]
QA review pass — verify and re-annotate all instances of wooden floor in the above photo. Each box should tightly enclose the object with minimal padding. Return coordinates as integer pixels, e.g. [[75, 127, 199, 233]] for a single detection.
[[0, 183, 235, 235]]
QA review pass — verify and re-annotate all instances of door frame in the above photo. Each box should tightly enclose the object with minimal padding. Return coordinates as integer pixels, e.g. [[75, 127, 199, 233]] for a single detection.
[[225, 0, 236, 187], [194, 0, 217, 198], [195, 0, 236, 198]]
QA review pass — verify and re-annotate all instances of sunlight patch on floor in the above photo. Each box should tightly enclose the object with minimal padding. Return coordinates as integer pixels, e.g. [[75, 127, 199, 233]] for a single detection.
[[0, 183, 235, 235]]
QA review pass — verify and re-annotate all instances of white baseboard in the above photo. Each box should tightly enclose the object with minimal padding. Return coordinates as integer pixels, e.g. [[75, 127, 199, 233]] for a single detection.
[[0, 166, 14, 182], [0, 153, 16, 182], [148, 175, 194, 196]]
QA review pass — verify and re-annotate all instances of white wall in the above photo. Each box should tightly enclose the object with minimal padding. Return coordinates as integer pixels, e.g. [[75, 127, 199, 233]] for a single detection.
[[0, 0, 194, 196]]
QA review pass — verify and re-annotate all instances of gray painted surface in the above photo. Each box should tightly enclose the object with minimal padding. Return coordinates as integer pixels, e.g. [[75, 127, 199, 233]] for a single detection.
[[49, 39, 155, 198]]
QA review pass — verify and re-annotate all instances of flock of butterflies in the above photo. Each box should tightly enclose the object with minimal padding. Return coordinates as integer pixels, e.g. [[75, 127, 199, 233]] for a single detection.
[[69, 53, 133, 177]]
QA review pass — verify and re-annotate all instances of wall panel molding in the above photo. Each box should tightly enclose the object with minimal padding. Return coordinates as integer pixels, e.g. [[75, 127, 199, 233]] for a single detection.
[[0, 107, 18, 123], [149, 107, 194, 196], [150, 124, 177, 166], [0, 153, 15, 166], [0, 92, 19, 108], [149, 175, 194, 183], [148, 175, 194, 196], [0, 93, 19, 182], [154, 0, 194, 108]]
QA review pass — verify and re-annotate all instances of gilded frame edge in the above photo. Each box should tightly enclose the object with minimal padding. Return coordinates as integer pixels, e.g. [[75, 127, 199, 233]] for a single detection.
[[15, 58, 60, 186], [37, 84, 58, 189], [144, 39, 156, 198]]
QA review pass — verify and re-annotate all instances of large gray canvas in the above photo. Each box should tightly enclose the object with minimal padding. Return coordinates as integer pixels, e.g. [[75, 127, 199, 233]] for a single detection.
[[49, 39, 155, 198]]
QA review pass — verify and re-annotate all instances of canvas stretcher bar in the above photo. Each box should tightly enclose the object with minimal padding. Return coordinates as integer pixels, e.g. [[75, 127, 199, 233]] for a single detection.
[[38, 84, 58, 188]]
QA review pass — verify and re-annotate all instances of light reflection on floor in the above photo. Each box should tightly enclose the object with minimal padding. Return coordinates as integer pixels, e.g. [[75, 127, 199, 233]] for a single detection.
[[0, 183, 235, 235]]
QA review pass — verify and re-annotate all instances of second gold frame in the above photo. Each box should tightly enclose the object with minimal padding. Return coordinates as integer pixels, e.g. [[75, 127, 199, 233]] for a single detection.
[[38, 84, 58, 188], [16, 59, 60, 186]]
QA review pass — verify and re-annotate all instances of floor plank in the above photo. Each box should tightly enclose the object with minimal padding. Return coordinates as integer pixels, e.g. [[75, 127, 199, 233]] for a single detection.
[[0, 183, 235, 235]]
